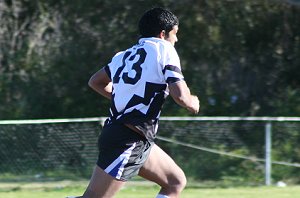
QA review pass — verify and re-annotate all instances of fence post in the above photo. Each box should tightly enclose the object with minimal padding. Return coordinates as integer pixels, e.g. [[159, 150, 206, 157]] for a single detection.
[[265, 122, 272, 186]]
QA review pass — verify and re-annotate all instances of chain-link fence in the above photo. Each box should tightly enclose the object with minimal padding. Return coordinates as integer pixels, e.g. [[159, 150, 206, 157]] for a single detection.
[[0, 117, 300, 185]]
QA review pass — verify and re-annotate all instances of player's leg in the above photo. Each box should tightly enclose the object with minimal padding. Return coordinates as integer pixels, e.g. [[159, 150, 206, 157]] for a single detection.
[[138, 144, 187, 198], [81, 166, 125, 198], [80, 123, 150, 198]]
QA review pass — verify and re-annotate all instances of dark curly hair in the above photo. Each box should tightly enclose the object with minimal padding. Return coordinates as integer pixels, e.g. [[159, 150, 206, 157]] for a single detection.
[[138, 7, 179, 38]]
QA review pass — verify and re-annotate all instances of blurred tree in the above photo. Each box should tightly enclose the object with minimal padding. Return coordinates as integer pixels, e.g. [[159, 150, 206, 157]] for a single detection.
[[0, 0, 299, 119], [172, 0, 300, 116]]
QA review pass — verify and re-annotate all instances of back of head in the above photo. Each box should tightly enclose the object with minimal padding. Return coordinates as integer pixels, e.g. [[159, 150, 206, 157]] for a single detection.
[[138, 7, 179, 38]]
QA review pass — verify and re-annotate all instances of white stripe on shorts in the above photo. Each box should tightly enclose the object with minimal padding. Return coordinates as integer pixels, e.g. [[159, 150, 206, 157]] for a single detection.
[[104, 142, 136, 179]]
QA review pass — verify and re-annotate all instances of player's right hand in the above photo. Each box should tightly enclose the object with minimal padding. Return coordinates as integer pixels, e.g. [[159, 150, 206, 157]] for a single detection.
[[187, 95, 200, 114]]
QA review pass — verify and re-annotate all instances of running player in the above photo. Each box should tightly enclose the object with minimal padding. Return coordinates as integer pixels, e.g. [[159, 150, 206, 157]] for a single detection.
[[79, 7, 199, 198]]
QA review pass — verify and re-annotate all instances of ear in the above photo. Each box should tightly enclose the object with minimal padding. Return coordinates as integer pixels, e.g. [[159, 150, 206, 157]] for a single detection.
[[158, 30, 166, 39]]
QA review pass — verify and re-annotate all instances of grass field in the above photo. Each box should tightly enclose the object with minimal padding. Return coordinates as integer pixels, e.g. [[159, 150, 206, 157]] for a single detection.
[[0, 180, 300, 198]]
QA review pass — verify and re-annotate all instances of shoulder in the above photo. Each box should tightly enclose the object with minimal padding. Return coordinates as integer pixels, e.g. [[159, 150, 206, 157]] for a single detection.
[[139, 37, 173, 49], [158, 40, 179, 59], [109, 49, 131, 65], [111, 51, 126, 61], [140, 38, 179, 58]]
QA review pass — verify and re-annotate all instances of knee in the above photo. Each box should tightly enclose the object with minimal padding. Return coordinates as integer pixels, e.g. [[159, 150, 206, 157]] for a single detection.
[[168, 169, 187, 193], [176, 171, 187, 191]]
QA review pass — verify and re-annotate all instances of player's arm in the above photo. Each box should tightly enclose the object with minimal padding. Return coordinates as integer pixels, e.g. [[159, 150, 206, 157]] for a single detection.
[[88, 67, 112, 100], [168, 81, 200, 114]]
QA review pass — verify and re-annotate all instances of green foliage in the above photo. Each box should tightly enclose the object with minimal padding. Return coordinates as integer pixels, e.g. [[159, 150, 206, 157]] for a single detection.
[[1, 0, 300, 119]]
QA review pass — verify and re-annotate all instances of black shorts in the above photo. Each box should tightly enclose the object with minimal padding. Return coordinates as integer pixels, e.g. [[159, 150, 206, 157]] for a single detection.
[[96, 123, 153, 181]]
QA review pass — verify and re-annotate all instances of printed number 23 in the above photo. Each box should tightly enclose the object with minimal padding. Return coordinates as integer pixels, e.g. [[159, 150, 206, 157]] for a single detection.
[[113, 48, 147, 85]]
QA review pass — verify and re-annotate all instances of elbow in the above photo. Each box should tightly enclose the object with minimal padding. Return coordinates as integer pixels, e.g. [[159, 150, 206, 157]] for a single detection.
[[88, 78, 92, 87], [88, 77, 96, 89]]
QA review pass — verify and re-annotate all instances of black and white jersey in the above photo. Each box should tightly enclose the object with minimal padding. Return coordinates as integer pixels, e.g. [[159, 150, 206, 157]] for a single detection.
[[103, 37, 184, 141]]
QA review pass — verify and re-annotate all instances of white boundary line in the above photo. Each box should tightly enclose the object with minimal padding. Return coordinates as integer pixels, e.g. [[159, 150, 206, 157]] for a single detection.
[[1, 116, 300, 125], [160, 116, 300, 122], [0, 117, 106, 124]]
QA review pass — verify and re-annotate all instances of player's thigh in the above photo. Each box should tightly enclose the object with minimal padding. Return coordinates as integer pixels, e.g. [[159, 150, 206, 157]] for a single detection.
[[138, 144, 186, 188], [83, 166, 125, 198]]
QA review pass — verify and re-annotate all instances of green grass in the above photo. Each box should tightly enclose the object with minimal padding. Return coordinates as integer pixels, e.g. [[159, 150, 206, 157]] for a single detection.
[[1, 180, 300, 198]]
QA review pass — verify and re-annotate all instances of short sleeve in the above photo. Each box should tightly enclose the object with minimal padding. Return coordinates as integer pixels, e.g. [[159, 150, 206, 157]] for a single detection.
[[161, 44, 184, 84], [103, 51, 124, 80], [162, 65, 184, 84], [103, 65, 111, 79]]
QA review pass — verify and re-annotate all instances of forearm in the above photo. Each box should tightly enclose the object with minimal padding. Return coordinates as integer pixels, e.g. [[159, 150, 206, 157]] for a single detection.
[[89, 81, 112, 100], [88, 68, 112, 100], [172, 91, 199, 114], [169, 81, 200, 114], [173, 93, 198, 109]]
